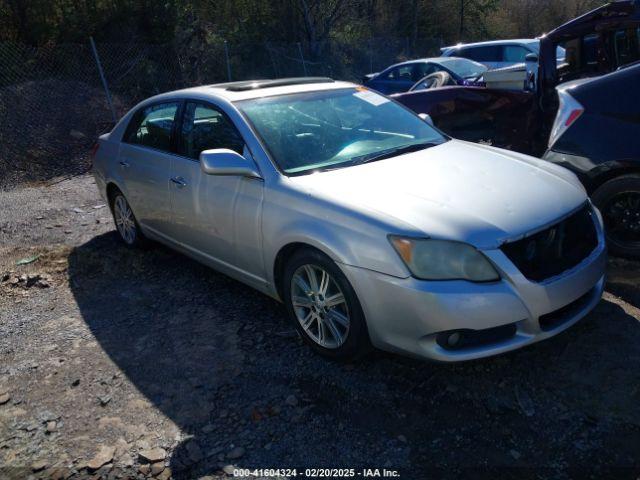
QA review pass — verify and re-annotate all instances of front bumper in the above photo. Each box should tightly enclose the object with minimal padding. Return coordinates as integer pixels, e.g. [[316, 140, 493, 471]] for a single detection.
[[340, 213, 607, 362]]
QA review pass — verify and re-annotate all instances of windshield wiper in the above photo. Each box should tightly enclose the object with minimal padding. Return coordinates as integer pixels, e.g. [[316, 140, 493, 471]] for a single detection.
[[352, 142, 440, 166]]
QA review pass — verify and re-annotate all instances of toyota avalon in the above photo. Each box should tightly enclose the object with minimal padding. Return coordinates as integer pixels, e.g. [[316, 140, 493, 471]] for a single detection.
[[92, 77, 606, 362]]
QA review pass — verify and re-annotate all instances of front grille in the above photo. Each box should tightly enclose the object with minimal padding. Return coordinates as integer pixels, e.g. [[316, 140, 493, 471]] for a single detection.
[[501, 203, 598, 282]]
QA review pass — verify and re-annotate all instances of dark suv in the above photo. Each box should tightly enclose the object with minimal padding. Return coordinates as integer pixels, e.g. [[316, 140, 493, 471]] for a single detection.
[[544, 63, 640, 258]]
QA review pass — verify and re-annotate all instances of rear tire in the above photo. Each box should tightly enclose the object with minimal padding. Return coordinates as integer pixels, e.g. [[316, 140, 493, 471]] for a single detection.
[[282, 248, 371, 361], [592, 174, 640, 259], [109, 189, 148, 249]]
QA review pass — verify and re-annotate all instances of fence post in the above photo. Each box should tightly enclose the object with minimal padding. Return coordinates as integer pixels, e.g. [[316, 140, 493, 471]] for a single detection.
[[90, 37, 117, 124], [369, 38, 373, 74], [224, 40, 232, 81], [297, 42, 308, 76]]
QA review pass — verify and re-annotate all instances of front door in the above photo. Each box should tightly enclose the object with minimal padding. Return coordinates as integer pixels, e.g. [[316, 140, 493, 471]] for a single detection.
[[168, 101, 266, 285]]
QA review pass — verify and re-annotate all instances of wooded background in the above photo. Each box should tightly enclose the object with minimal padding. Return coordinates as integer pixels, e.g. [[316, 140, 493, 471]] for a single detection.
[[2, 0, 604, 52]]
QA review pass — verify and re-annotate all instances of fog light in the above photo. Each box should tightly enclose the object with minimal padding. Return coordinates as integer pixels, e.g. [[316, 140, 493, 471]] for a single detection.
[[447, 332, 462, 347]]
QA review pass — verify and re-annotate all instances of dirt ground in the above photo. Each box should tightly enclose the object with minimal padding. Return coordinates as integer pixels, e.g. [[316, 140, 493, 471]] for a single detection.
[[1, 173, 639, 480]]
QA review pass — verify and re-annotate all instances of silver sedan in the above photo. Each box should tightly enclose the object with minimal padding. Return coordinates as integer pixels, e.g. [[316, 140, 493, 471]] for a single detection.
[[92, 78, 606, 362]]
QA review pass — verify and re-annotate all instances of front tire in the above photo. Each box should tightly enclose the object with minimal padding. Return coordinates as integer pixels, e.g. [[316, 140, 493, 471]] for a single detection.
[[109, 190, 147, 248], [282, 249, 371, 361], [592, 174, 640, 259]]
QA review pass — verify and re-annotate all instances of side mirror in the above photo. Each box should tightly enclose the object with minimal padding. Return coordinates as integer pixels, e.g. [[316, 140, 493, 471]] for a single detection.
[[419, 113, 434, 126], [525, 53, 539, 63], [200, 149, 262, 179]]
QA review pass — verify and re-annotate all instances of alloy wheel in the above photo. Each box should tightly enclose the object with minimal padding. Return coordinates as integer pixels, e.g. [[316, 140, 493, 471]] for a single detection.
[[113, 195, 137, 245], [604, 192, 640, 248], [290, 264, 350, 349]]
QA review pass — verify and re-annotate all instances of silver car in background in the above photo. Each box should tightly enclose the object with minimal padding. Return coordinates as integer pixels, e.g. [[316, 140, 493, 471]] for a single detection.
[[92, 78, 606, 362]]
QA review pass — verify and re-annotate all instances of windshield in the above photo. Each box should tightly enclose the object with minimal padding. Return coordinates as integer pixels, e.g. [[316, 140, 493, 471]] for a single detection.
[[439, 58, 487, 78], [237, 88, 447, 175]]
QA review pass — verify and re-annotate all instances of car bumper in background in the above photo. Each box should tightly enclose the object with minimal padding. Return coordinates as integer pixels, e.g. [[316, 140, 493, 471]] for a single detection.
[[340, 211, 607, 362]]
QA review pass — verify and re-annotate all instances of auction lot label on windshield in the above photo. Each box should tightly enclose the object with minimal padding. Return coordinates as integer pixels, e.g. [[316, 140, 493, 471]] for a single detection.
[[232, 467, 401, 478], [353, 89, 389, 106]]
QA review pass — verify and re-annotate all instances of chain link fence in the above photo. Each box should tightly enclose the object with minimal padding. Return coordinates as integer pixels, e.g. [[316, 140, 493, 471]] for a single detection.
[[0, 36, 442, 188]]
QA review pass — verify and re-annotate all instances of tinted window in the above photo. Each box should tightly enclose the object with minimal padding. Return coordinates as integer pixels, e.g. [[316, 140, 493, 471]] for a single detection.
[[382, 65, 414, 81], [414, 63, 438, 80], [178, 102, 244, 160], [124, 102, 179, 151], [458, 45, 502, 62], [503, 45, 530, 63], [613, 28, 640, 68], [559, 34, 600, 82]]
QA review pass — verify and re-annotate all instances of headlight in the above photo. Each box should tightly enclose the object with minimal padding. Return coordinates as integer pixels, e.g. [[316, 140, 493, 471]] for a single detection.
[[389, 236, 500, 282]]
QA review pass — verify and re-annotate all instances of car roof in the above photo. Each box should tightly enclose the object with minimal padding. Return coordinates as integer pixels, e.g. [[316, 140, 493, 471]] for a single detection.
[[140, 78, 357, 104], [442, 38, 538, 51]]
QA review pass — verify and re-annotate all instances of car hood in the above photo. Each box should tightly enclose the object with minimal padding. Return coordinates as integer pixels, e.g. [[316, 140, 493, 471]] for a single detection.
[[288, 140, 587, 249]]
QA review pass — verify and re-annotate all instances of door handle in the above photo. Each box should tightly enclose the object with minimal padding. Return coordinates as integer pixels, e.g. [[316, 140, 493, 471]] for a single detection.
[[119, 159, 130, 168], [170, 177, 187, 188]]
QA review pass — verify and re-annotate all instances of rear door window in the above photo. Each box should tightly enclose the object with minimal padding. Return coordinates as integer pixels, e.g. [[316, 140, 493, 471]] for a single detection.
[[177, 102, 244, 160], [503, 45, 530, 63], [457, 45, 502, 63], [124, 102, 179, 152], [382, 65, 414, 82]]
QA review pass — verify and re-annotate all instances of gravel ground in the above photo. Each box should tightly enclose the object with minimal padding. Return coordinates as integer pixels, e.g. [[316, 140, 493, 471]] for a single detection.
[[1, 173, 640, 480]]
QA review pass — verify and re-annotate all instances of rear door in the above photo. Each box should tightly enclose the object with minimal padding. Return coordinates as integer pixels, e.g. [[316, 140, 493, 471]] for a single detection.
[[168, 101, 265, 283], [118, 101, 180, 235]]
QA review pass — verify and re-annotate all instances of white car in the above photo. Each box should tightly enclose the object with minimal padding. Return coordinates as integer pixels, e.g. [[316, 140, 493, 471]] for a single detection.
[[92, 78, 606, 362], [441, 39, 566, 69]]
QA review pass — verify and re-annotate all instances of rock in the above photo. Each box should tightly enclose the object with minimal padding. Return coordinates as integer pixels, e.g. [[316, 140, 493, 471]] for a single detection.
[[222, 464, 236, 475], [157, 467, 172, 480], [186, 441, 203, 464], [0, 393, 10, 405], [46, 421, 57, 433], [71, 379, 80, 387], [93, 204, 106, 209], [38, 410, 58, 422], [397, 435, 407, 443], [139, 464, 150, 475], [119, 453, 134, 467], [510, 449, 521, 460], [201, 423, 215, 433], [69, 130, 86, 139], [285, 394, 298, 407], [98, 395, 111, 406], [87, 445, 115, 471], [226, 446, 245, 460], [515, 386, 535, 417], [150, 461, 165, 475], [139, 448, 166, 463], [31, 460, 47, 472]]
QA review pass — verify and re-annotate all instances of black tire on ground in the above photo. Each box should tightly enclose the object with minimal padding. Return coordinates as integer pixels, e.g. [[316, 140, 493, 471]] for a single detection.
[[591, 174, 640, 259], [410, 71, 456, 91], [282, 248, 371, 361], [108, 188, 149, 249]]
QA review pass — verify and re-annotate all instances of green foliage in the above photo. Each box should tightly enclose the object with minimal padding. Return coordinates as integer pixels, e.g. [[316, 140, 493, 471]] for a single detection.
[[0, 0, 608, 50]]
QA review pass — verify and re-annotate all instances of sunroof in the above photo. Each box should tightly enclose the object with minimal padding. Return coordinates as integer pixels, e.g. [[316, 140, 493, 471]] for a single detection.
[[220, 77, 334, 92]]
